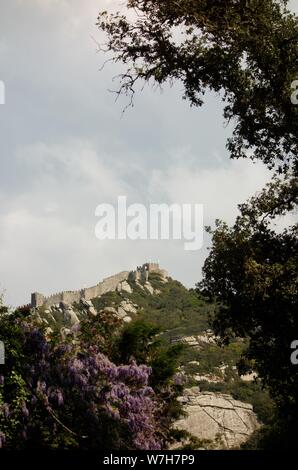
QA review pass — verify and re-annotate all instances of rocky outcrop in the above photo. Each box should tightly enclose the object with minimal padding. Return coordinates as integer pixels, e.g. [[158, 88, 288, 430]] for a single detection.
[[26, 264, 264, 450], [240, 372, 258, 382], [111, 299, 138, 323], [172, 330, 218, 349], [31, 262, 168, 308], [119, 300, 138, 315], [64, 307, 80, 326], [144, 282, 155, 294], [36, 296, 141, 331], [117, 280, 133, 294], [193, 373, 224, 384], [175, 388, 259, 449]]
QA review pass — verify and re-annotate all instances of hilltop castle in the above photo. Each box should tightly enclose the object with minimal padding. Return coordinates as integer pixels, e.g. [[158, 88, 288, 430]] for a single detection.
[[31, 263, 168, 309]]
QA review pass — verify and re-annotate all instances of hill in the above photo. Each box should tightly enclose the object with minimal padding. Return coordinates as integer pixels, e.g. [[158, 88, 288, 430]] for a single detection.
[[26, 264, 273, 449]]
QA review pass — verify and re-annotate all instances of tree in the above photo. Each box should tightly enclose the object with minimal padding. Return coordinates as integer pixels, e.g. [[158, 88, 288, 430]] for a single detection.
[[113, 319, 185, 443], [0, 308, 162, 450], [199, 176, 298, 448], [98, 0, 297, 173], [97, 0, 298, 447]]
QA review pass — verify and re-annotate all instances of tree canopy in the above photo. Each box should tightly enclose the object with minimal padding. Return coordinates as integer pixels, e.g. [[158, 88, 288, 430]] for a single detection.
[[98, 0, 298, 448], [98, 0, 298, 173]]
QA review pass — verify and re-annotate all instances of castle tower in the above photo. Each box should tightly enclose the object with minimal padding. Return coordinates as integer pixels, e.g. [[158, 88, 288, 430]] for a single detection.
[[143, 262, 160, 272], [31, 292, 45, 308]]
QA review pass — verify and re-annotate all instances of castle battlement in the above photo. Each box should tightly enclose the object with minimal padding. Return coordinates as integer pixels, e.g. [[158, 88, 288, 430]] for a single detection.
[[30, 263, 167, 309]]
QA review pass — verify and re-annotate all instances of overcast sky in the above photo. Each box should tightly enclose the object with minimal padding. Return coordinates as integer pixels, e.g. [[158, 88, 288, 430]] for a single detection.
[[0, 0, 296, 306]]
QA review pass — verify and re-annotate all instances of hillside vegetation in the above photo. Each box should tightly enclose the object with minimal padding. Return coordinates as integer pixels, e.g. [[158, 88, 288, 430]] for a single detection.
[[0, 270, 274, 449]]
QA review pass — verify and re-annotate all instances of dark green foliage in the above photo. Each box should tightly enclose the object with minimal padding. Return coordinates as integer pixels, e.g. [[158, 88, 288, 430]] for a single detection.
[[199, 378, 274, 425], [97, 0, 298, 449], [91, 291, 123, 312], [0, 306, 163, 450], [111, 316, 186, 445], [128, 279, 211, 337], [121, 277, 274, 425], [149, 344, 184, 388], [200, 178, 298, 447], [113, 319, 161, 364], [241, 417, 297, 449]]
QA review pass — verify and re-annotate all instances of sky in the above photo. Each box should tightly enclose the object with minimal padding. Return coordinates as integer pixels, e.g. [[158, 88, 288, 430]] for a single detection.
[[0, 0, 296, 307]]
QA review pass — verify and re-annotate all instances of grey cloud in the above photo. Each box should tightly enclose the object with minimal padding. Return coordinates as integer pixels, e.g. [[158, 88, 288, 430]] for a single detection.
[[0, 0, 287, 306]]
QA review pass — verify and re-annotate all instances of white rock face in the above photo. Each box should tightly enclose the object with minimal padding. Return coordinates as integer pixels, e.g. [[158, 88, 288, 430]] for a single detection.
[[175, 389, 259, 449], [181, 336, 201, 347], [116, 300, 138, 320], [144, 282, 154, 294], [64, 309, 80, 326], [88, 306, 97, 316], [117, 281, 133, 294], [119, 300, 137, 315], [117, 307, 127, 319], [240, 372, 258, 382], [188, 361, 200, 366], [123, 316, 132, 323], [103, 307, 118, 314], [179, 331, 218, 349], [193, 374, 224, 384]]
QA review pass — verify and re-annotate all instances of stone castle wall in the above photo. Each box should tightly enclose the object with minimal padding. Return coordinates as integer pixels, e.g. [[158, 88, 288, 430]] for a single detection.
[[31, 263, 166, 309], [82, 271, 130, 301]]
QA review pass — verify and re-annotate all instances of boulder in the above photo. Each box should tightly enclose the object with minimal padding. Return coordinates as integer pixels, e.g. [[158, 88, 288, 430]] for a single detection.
[[188, 361, 200, 366], [103, 306, 118, 314], [88, 306, 97, 316], [64, 309, 80, 326], [119, 300, 137, 315], [181, 332, 217, 349], [117, 307, 127, 319], [194, 374, 224, 384], [60, 327, 72, 339], [181, 336, 200, 347], [144, 282, 154, 294], [240, 372, 258, 382], [117, 281, 133, 294], [123, 316, 132, 323], [175, 389, 259, 449]]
